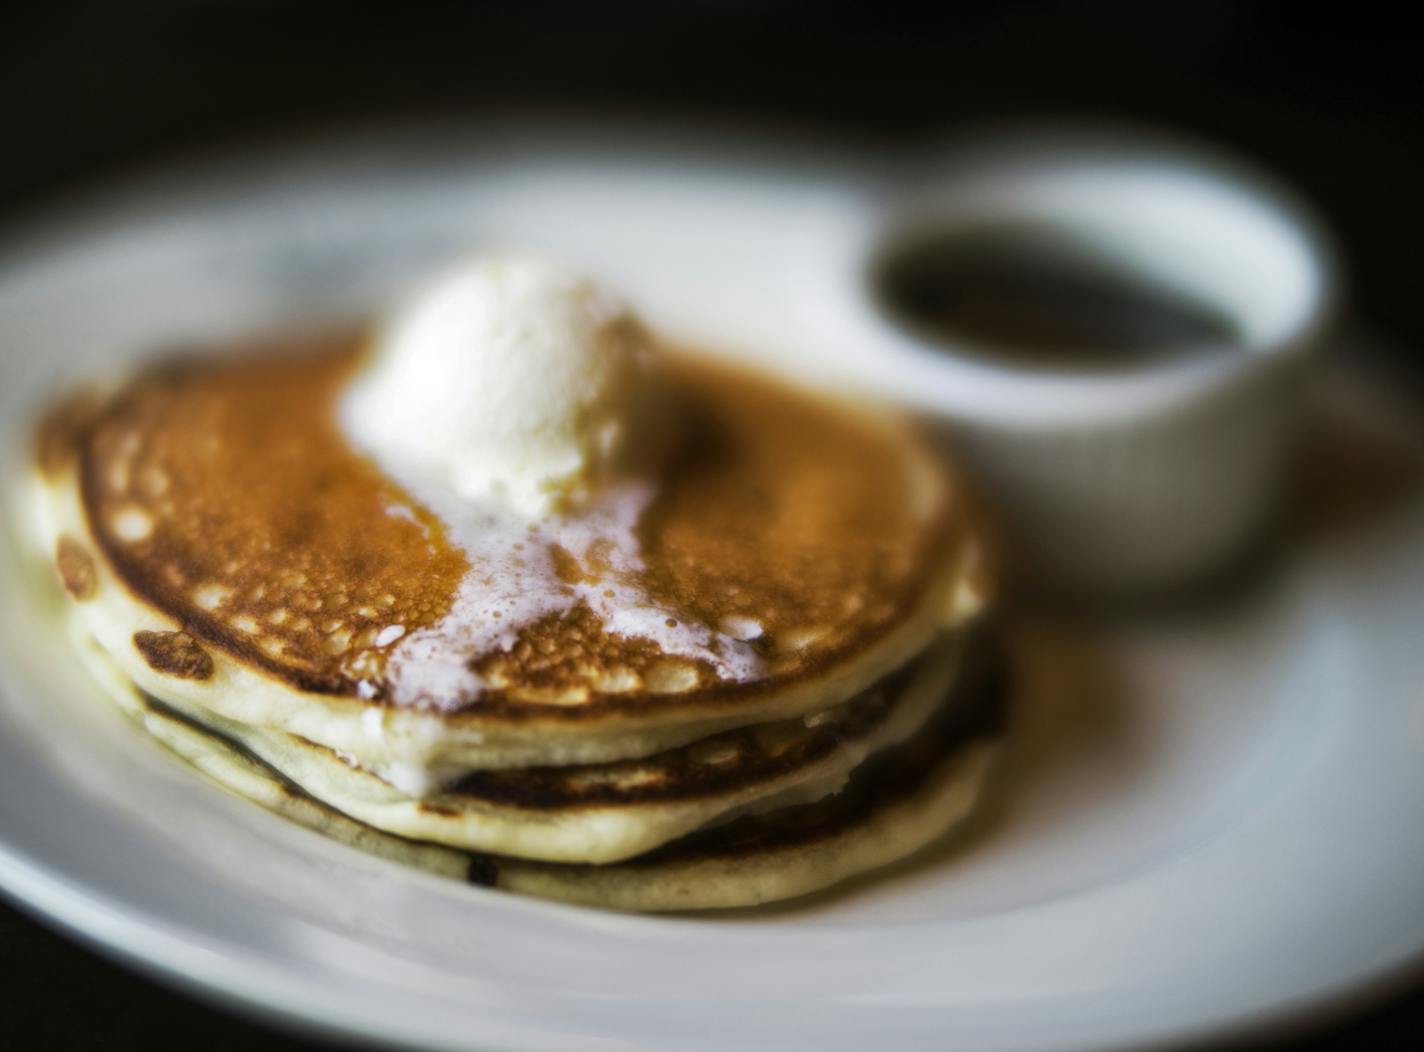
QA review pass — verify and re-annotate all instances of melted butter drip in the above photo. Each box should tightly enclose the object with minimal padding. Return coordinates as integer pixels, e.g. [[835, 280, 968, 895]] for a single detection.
[[379, 474, 762, 709]]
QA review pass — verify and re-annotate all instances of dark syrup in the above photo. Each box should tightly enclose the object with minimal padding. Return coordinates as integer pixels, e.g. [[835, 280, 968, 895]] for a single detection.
[[875, 223, 1239, 368]]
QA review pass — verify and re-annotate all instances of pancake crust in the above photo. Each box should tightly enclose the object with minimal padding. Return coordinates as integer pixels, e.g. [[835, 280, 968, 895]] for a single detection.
[[71, 333, 972, 712], [77, 338, 467, 697]]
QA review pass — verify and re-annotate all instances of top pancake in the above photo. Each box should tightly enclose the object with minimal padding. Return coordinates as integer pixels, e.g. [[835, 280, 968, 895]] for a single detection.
[[33, 329, 988, 770]]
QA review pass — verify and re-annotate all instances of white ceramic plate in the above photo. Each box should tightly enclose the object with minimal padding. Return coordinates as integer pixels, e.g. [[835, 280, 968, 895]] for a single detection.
[[2, 126, 1423, 1052]]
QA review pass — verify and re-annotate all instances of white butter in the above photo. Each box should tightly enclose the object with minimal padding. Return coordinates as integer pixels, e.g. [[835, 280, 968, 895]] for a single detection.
[[340, 254, 762, 710], [342, 254, 650, 518]]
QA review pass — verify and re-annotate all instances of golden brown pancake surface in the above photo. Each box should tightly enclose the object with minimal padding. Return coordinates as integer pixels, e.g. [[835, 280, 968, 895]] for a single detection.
[[70, 331, 965, 712]]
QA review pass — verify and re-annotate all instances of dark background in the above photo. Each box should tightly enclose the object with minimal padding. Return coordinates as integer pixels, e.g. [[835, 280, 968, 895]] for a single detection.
[[2, 1, 1422, 364], [1, 2, 1421, 1049]]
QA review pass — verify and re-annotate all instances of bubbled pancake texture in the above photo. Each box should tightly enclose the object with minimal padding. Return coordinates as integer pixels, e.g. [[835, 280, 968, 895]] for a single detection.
[[75, 334, 957, 711]]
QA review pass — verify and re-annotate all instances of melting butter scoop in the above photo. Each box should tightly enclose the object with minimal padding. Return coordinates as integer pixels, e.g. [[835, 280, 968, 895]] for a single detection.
[[342, 254, 656, 517]]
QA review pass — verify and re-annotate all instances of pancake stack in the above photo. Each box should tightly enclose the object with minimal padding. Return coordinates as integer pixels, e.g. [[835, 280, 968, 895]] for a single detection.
[[27, 331, 1002, 911]]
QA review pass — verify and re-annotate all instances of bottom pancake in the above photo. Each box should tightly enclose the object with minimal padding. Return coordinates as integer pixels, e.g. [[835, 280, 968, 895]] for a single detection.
[[480, 724, 1000, 911], [72, 617, 1007, 911]]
